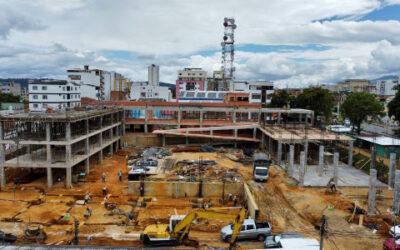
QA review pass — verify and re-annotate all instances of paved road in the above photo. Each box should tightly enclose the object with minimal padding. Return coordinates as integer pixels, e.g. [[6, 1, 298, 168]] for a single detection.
[[361, 122, 394, 136]]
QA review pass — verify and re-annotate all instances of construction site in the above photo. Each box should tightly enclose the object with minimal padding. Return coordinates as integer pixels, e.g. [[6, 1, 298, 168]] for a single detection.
[[0, 103, 397, 249]]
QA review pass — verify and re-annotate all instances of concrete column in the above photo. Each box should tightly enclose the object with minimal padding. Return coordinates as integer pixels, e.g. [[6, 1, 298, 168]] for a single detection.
[[185, 136, 189, 145], [368, 169, 377, 215], [121, 111, 126, 135], [253, 127, 257, 139], [210, 130, 213, 136], [304, 140, 309, 165], [110, 143, 113, 156], [85, 158, 90, 174], [0, 121, 4, 187], [162, 135, 166, 147], [311, 112, 315, 125], [277, 112, 281, 125], [389, 153, 396, 189], [200, 111, 203, 125], [232, 110, 236, 124], [261, 133, 265, 149], [234, 129, 238, 138], [348, 140, 353, 167], [0, 167, 5, 188], [299, 113, 302, 122], [333, 152, 339, 185], [277, 141, 282, 165], [289, 145, 294, 177], [394, 170, 400, 214], [268, 137, 272, 156], [299, 151, 305, 187], [66, 167, 72, 188], [46, 123, 52, 188], [46, 167, 52, 188], [370, 145, 376, 169], [144, 109, 148, 134], [177, 110, 181, 128], [65, 122, 71, 167], [318, 145, 324, 177]]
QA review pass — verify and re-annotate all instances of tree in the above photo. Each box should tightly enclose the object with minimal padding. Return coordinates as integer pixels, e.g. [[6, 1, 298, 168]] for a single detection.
[[341, 92, 384, 135], [388, 85, 400, 123], [296, 87, 334, 123], [0, 93, 20, 103], [269, 90, 295, 108]]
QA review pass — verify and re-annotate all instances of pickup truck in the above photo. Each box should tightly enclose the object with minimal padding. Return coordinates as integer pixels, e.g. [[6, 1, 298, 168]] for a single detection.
[[221, 218, 271, 242]]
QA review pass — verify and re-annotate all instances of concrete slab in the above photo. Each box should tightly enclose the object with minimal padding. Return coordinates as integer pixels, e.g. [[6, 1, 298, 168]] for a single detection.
[[291, 164, 387, 187]]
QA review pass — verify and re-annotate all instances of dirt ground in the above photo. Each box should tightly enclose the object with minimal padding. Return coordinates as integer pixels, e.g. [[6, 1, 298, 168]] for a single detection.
[[0, 147, 394, 249]]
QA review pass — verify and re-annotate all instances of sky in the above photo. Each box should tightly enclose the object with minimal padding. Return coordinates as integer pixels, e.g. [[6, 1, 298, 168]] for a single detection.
[[0, 0, 400, 88]]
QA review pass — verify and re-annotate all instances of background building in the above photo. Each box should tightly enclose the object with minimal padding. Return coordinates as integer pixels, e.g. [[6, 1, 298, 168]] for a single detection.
[[336, 79, 375, 93], [176, 68, 207, 102], [0, 82, 21, 96], [67, 65, 130, 101], [29, 80, 81, 112], [376, 77, 399, 96], [130, 65, 172, 102]]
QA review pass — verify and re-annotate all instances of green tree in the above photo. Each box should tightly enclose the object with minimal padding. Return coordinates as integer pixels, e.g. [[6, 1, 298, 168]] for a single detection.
[[0, 93, 20, 103], [269, 90, 294, 108], [341, 92, 384, 135], [388, 85, 400, 123], [296, 87, 334, 123]]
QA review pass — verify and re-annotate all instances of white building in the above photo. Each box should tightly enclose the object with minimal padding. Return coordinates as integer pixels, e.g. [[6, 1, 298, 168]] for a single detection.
[[67, 65, 129, 101], [29, 80, 81, 112], [233, 80, 274, 104], [376, 77, 399, 96], [0, 82, 21, 96], [130, 65, 172, 102], [148, 64, 159, 86]]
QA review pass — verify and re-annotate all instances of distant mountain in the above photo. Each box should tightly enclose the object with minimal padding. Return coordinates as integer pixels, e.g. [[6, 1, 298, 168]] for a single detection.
[[371, 75, 399, 82], [159, 82, 175, 89], [0, 78, 33, 89]]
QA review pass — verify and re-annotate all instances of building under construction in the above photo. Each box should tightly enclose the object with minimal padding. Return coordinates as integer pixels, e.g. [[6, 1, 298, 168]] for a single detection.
[[0, 107, 124, 188]]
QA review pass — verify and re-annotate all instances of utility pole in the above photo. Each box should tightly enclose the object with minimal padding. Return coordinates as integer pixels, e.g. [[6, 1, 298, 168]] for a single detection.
[[320, 215, 326, 250]]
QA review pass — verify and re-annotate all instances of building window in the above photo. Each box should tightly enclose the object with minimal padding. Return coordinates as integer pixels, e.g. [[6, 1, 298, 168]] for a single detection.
[[63, 95, 66, 99], [42, 86, 47, 91], [42, 104, 47, 108], [33, 104, 38, 108], [63, 87, 65, 91], [42, 95, 48, 99], [140, 92, 146, 97], [252, 94, 261, 100], [33, 95, 38, 99], [32, 86, 38, 90]]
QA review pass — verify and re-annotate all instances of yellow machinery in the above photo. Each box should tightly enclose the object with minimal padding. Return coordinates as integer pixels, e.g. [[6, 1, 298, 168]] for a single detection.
[[140, 208, 246, 247]]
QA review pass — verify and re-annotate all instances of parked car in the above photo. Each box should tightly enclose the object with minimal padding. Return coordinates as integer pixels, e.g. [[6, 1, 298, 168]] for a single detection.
[[0, 231, 17, 243], [264, 232, 303, 248], [390, 225, 400, 237], [221, 218, 271, 242]]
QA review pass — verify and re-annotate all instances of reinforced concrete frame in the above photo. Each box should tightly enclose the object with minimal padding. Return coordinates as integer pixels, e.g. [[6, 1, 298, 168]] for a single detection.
[[0, 107, 124, 188]]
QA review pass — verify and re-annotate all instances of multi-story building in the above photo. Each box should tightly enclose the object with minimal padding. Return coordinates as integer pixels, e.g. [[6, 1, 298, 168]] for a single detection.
[[0, 82, 21, 96], [176, 68, 207, 102], [207, 70, 231, 91], [233, 81, 274, 104], [28, 80, 81, 112], [376, 77, 399, 96], [67, 65, 130, 101], [130, 65, 172, 102], [148, 64, 160, 86], [336, 79, 375, 93], [20, 87, 29, 100]]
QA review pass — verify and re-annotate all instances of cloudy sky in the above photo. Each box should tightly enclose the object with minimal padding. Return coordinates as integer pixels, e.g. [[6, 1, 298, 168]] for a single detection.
[[0, 0, 400, 88]]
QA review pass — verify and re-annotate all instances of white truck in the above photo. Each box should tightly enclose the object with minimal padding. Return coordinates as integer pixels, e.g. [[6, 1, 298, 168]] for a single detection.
[[253, 152, 271, 182], [221, 218, 271, 242]]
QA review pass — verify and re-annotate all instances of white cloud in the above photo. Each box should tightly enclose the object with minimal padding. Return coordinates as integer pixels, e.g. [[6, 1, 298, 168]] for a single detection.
[[0, 0, 399, 87]]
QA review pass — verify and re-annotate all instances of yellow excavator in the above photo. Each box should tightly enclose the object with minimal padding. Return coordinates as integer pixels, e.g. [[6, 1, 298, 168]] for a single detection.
[[140, 208, 246, 247]]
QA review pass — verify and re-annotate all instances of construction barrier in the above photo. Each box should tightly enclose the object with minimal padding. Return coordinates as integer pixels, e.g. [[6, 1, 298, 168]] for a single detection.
[[243, 183, 260, 219]]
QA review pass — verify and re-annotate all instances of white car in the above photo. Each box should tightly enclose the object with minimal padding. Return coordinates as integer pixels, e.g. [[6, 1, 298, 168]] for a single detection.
[[390, 225, 400, 237]]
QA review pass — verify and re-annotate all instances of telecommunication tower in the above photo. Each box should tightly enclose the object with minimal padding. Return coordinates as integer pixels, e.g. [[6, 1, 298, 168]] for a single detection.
[[221, 17, 236, 79]]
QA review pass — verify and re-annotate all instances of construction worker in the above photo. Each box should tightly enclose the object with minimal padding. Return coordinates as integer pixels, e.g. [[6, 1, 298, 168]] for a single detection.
[[86, 206, 92, 217], [84, 192, 91, 205], [102, 172, 106, 183], [104, 196, 108, 209], [87, 235, 92, 245], [14, 177, 20, 186], [139, 185, 144, 197], [233, 194, 238, 206], [102, 186, 107, 196], [118, 170, 123, 182], [327, 177, 337, 192]]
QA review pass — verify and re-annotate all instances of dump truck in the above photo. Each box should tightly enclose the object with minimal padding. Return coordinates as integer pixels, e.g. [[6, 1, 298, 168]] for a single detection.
[[140, 208, 246, 247], [253, 152, 271, 182]]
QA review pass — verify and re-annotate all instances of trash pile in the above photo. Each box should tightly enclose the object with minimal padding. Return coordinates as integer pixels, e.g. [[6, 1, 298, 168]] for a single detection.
[[127, 148, 172, 180]]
